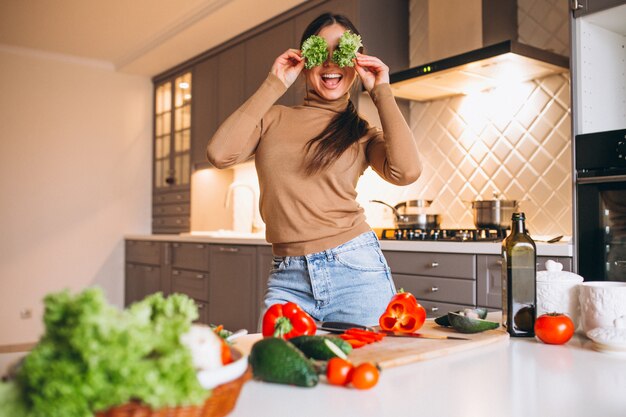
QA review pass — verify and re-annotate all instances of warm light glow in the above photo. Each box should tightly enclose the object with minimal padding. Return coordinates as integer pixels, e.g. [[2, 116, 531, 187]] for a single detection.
[[179, 82, 190, 89]]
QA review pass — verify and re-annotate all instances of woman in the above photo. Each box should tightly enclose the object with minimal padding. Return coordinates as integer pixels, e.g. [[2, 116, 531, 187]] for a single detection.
[[206, 13, 421, 326]]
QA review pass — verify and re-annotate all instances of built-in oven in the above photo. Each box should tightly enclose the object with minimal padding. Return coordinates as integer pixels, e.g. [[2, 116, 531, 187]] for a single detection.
[[575, 128, 626, 281]]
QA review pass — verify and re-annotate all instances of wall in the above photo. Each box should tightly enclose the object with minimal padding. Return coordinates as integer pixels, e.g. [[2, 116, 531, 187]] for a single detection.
[[0, 49, 152, 345]]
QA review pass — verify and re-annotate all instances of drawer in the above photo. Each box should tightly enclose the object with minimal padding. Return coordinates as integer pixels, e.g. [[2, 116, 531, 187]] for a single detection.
[[125, 240, 161, 265], [153, 190, 190, 204], [420, 300, 475, 318], [171, 242, 210, 271], [152, 216, 190, 229], [393, 274, 476, 305], [194, 299, 209, 324], [153, 203, 190, 216], [171, 269, 209, 302], [384, 251, 476, 279]]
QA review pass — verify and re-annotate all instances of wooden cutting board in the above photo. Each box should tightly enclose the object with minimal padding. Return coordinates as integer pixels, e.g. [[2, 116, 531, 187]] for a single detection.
[[347, 321, 509, 369]]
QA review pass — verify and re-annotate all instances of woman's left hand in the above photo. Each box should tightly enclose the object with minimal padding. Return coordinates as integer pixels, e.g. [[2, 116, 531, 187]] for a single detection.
[[354, 53, 390, 92]]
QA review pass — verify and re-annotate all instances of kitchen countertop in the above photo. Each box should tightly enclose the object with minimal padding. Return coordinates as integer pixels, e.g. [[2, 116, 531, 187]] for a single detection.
[[230, 326, 625, 417], [125, 233, 573, 257]]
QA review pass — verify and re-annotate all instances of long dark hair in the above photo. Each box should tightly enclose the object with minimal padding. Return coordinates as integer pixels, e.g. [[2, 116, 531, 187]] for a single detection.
[[300, 13, 368, 175]]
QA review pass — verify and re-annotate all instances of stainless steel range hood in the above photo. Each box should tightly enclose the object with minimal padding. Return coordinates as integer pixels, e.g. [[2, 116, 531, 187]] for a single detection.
[[390, 0, 570, 102]]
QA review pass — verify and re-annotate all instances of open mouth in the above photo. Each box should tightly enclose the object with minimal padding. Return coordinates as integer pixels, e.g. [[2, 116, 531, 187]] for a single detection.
[[321, 73, 343, 88]]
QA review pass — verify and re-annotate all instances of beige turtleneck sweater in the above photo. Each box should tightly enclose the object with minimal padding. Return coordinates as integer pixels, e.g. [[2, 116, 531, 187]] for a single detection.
[[206, 73, 421, 256]]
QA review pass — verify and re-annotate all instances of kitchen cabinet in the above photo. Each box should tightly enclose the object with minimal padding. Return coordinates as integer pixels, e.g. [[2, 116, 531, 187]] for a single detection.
[[170, 242, 211, 323], [256, 245, 274, 331], [208, 245, 258, 332], [124, 240, 165, 306], [477, 255, 574, 309], [191, 57, 218, 167], [383, 251, 477, 317], [571, 0, 625, 17], [217, 43, 246, 127], [152, 71, 193, 234]]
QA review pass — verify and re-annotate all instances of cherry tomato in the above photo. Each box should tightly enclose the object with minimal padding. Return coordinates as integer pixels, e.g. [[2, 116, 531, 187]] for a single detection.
[[350, 362, 379, 390], [326, 358, 353, 386], [535, 313, 575, 345]]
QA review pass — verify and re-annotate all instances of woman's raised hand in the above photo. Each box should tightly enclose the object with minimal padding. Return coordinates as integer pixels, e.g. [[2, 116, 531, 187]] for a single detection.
[[354, 53, 390, 92], [271, 49, 305, 88]]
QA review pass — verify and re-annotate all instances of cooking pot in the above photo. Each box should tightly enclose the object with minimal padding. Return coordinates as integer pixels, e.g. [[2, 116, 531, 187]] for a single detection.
[[471, 194, 519, 229], [370, 200, 442, 229]]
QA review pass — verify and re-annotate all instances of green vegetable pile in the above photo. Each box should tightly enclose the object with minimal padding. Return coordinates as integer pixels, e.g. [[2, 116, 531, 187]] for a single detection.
[[301, 35, 328, 69], [332, 31, 362, 68], [300, 30, 363, 69], [0, 288, 208, 417]]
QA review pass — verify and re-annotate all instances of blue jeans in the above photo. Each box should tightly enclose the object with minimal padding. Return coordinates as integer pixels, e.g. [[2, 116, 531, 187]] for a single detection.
[[264, 231, 396, 327]]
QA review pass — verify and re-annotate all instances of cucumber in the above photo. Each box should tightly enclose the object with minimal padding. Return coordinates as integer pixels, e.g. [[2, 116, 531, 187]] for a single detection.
[[289, 335, 352, 360]]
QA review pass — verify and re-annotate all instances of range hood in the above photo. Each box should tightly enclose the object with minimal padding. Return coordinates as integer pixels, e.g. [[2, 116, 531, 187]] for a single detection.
[[390, 0, 570, 102]]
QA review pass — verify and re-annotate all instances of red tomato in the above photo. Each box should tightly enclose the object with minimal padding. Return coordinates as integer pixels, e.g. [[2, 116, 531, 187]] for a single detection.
[[326, 358, 353, 386], [350, 362, 379, 390], [534, 313, 575, 345]]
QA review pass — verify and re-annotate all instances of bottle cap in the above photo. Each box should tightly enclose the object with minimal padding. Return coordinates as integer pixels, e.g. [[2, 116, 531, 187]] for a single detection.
[[511, 212, 525, 220]]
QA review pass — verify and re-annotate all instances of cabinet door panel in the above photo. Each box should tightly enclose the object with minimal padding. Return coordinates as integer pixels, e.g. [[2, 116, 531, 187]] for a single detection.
[[245, 21, 296, 106], [256, 245, 274, 330], [392, 274, 476, 305], [126, 240, 161, 265], [171, 269, 209, 302], [171, 243, 210, 271], [209, 245, 257, 331], [125, 263, 161, 306], [477, 255, 503, 309], [191, 57, 218, 166], [384, 251, 476, 279], [217, 43, 246, 126]]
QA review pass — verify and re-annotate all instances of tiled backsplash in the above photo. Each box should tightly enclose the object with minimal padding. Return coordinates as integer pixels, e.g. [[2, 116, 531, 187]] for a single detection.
[[361, 0, 572, 236]]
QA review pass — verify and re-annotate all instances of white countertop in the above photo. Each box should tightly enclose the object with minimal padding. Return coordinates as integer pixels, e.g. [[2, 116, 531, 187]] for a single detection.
[[125, 233, 573, 257], [230, 327, 625, 417]]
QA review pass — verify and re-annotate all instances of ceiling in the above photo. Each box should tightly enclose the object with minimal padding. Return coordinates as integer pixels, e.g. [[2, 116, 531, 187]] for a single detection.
[[0, 0, 307, 76]]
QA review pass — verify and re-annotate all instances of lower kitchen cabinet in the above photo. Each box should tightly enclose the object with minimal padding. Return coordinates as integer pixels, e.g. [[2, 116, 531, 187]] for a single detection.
[[125, 240, 165, 306], [256, 245, 274, 330], [208, 245, 258, 332], [384, 250, 477, 317], [477, 255, 574, 309]]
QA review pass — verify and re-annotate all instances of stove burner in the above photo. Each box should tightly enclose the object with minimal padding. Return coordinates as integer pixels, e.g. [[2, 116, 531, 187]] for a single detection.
[[380, 228, 509, 242]]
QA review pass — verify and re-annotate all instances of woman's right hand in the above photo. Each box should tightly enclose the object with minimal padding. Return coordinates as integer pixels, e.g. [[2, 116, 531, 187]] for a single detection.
[[271, 49, 305, 88]]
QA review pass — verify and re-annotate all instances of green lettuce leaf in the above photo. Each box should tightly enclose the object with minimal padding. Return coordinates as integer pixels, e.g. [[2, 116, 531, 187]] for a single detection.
[[332, 30, 362, 67], [301, 35, 328, 69]]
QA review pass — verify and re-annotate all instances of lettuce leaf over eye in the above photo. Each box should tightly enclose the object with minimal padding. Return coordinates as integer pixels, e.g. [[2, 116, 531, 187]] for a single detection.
[[332, 30, 362, 67], [301, 35, 328, 69]]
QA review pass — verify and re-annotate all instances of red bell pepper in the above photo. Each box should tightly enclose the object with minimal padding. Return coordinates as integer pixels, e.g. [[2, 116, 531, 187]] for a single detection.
[[262, 302, 316, 339], [378, 290, 426, 333]]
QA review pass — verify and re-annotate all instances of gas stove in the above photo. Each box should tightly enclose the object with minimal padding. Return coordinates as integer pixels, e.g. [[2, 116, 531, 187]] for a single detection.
[[379, 228, 509, 242]]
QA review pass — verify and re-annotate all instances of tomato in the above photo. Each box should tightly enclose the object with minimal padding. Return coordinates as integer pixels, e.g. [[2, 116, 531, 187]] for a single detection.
[[326, 358, 354, 386], [350, 362, 379, 390], [534, 313, 575, 345]]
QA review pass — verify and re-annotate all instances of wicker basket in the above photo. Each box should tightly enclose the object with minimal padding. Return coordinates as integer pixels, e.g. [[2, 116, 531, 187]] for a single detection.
[[95, 367, 251, 417]]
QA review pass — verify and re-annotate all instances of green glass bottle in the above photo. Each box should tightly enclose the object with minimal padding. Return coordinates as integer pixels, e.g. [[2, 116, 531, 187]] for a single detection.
[[501, 212, 536, 337]]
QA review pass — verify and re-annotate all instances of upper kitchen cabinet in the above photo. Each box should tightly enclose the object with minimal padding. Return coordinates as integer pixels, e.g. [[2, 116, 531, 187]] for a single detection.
[[217, 43, 246, 126], [571, 0, 626, 17], [191, 57, 218, 168], [570, 1, 626, 135], [153, 71, 193, 234]]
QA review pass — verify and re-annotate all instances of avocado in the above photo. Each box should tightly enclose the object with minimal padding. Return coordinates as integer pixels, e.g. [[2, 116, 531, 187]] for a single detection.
[[249, 337, 319, 387], [435, 308, 489, 327], [289, 335, 352, 360], [447, 311, 500, 334]]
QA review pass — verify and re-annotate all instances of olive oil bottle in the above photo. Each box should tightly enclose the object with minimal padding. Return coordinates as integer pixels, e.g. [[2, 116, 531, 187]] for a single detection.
[[501, 212, 536, 337]]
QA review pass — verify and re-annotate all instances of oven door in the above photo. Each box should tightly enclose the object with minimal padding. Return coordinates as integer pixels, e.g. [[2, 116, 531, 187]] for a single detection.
[[576, 176, 626, 281]]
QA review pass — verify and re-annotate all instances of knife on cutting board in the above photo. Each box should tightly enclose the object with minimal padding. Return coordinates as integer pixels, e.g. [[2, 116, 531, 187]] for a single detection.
[[317, 322, 469, 340]]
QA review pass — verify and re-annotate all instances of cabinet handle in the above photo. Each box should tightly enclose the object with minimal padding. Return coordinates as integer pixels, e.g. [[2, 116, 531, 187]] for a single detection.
[[172, 270, 180, 275], [176, 194, 183, 200], [431, 262, 439, 268], [496, 260, 503, 265], [196, 303, 204, 309], [196, 274, 205, 279], [145, 266, 153, 272], [431, 286, 439, 292], [570, 0, 583, 11], [196, 244, 205, 249], [219, 247, 240, 253], [431, 307, 439, 312], [615, 261, 626, 267], [172, 243, 180, 248]]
